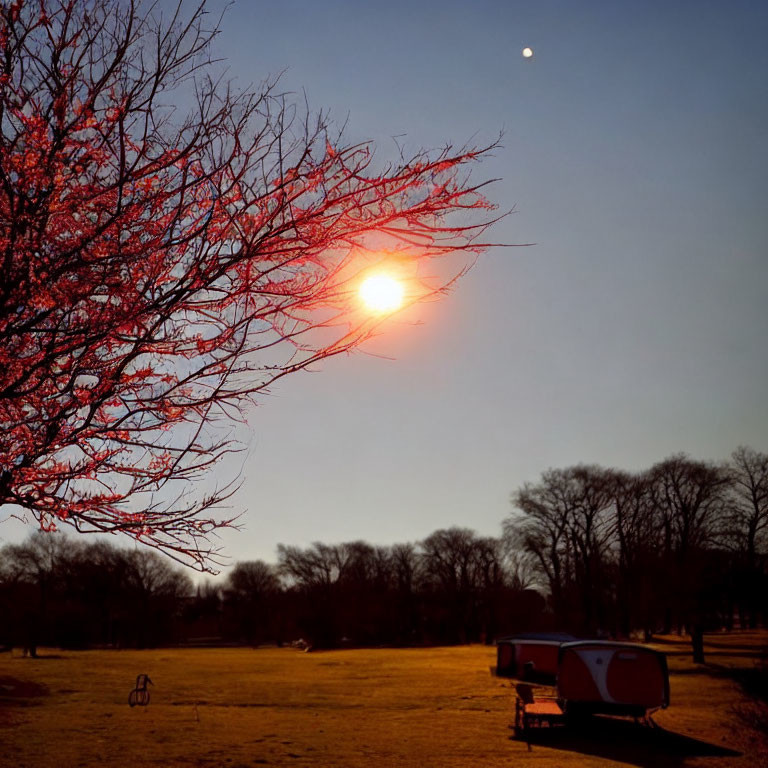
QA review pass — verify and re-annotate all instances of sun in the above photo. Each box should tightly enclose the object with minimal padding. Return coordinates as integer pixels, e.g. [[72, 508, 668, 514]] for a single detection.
[[359, 274, 405, 313]]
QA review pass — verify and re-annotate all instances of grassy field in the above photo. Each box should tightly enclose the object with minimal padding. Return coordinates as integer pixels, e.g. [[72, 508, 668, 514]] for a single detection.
[[1, 632, 766, 768]]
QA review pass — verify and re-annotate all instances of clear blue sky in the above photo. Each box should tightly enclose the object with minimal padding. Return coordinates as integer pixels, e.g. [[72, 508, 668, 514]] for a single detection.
[[2, 0, 767, 573]]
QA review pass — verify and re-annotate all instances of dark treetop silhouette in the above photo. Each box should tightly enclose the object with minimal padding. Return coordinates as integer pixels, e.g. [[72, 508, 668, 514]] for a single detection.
[[0, 0, 500, 568]]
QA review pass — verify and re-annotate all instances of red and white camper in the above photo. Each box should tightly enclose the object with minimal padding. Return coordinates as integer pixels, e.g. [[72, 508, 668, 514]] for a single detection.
[[557, 640, 669, 718], [498, 635, 670, 733]]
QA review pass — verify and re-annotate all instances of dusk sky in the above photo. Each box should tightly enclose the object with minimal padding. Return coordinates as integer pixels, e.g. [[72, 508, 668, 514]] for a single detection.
[[2, 0, 767, 573]]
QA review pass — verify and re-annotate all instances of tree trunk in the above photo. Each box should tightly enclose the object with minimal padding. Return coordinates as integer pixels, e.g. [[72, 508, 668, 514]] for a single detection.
[[691, 625, 705, 664]]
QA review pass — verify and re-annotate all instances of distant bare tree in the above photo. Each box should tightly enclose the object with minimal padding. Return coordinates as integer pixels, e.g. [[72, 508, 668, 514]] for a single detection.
[[727, 447, 768, 566], [276, 541, 353, 647], [725, 447, 768, 626], [509, 466, 615, 633], [223, 560, 280, 644], [121, 548, 194, 646], [604, 469, 659, 639], [0, 532, 74, 655], [389, 543, 422, 643], [419, 527, 501, 642], [227, 560, 281, 596], [499, 528, 539, 592], [648, 454, 730, 662], [562, 466, 615, 632], [278, 542, 345, 590], [508, 471, 574, 622]]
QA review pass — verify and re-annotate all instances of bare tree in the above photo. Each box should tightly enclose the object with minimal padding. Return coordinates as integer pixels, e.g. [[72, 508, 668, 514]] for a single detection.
[[727, 447, 768, 566], [223, 560, 280, 644], [0, 532, 75, 654], [507, 471, 574, 621], [562, 466, 615, 632], [725, 446, 768, 627], [605, 469, 659, 639], [508, 467, 616, 632], [648, 454, 729, 662], [276, 541, 347, 647], [119, 547, 193, 645], [419, 527, 503, 643], [0, 0, 501, 568], [389, 543, 422, 643]]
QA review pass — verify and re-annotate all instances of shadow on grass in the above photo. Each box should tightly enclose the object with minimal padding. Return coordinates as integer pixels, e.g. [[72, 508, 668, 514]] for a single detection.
[[516, 717, 741, 767], [0, 675, 50, 707], [663, 650, 763, 659], [702, 641, 768, 651], [721, 652, 768, 737]]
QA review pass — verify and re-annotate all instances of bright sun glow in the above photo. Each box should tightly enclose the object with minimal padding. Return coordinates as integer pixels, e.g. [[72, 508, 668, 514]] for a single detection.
[[359, 274, 405, 313]]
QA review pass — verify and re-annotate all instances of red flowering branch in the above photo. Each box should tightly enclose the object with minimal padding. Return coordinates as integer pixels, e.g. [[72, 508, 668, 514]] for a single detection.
[[0, 0, 504, 569]]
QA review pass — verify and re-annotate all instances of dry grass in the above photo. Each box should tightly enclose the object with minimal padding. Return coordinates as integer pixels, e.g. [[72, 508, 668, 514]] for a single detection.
[[1, 633, 766, 767]]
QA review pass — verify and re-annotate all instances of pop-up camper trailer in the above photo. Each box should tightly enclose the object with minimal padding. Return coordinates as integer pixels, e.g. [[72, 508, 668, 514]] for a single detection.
[[556, 641, 669, 718], [498, 635, 670, 733], [495, 633, 576, 684]]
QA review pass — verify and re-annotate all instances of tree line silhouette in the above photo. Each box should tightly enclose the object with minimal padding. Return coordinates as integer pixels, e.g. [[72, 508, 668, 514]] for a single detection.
[[1, 447, 765, 658], [0, 528, 545, 653], [0, 528, 539, 653]]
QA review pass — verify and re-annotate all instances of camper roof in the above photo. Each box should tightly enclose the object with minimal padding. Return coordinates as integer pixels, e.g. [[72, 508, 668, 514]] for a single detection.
[[496, 632, 578, 644], [559, 640, 663, 653]]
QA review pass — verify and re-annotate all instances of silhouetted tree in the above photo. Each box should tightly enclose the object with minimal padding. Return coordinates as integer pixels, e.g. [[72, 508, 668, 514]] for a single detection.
[[509, 468, 611, 631], [508, 470, 575, 626], [51, 539, 123, 647], [0, 532, 72, 654], [120, 549, 193, 647], [648, 454, 729, 662], [182, 580, 224, 642], [223, 561, 280, 645], [604, 469, 659, 639], [419, 528, 505, 643], [335, 542, 395, 645], [277, 542, 345, 648], [560, 466, 615, 633], [389, 543, 423, 644], [725, 447, 768, 627]]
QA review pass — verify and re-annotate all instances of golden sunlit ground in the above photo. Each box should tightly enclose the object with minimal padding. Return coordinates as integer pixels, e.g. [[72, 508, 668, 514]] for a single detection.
[[1, 632, 766, 767]]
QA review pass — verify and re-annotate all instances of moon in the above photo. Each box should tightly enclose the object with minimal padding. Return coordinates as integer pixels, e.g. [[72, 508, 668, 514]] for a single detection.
[[522, 46, 534, 59], [359, 274, 405, 314]]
